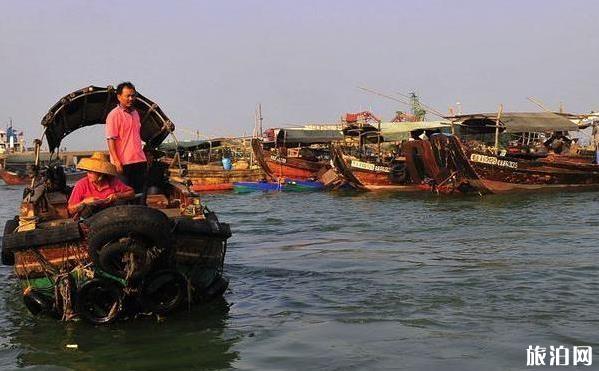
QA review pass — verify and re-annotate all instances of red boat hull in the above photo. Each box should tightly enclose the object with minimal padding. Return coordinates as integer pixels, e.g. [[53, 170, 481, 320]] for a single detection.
[[0, 169, 30, 185]]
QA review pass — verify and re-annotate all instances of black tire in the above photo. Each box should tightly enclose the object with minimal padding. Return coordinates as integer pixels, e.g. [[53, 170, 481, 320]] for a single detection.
[[203, 276, 229, 299], [2, 218, 19, 265], [2, 219, 80, 253], [141, 269, 188, 315], [172, 217, 232, 239], [87, 205, 173, 280], [76, 279, 123, 325], [98, 239, 154, 281], [23, 290, 54, 316]]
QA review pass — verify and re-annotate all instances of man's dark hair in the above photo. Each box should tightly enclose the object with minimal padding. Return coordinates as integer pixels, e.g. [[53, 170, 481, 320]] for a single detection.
[[116, 81, 136, 95]]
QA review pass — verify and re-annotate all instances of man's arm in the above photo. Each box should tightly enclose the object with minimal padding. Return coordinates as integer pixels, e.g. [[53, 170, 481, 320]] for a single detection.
[[67, 197, 98, 215], [107, 139, 123, 174]]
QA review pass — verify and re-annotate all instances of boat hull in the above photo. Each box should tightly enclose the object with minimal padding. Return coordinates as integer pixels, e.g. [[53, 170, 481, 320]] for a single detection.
[[429, 135, 599, 193], [169, 166, 265, 193], [251, 139, 328, 181], [0, 169, 30, 185]]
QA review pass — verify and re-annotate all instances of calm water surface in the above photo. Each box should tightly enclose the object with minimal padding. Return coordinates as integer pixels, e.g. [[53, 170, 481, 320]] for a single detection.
[[0, 186, 598, 370]]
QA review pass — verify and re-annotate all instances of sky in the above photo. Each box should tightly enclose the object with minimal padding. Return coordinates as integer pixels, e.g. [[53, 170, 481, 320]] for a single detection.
[[0, 0, 598, 150]]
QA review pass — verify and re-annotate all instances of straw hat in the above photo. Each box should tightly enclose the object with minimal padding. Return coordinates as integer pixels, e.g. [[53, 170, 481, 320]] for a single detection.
[[77, 152, 117, 176]]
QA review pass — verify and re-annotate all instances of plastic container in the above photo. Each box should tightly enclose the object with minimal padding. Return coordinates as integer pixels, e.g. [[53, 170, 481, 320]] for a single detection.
[[221, 157, 232, 170]]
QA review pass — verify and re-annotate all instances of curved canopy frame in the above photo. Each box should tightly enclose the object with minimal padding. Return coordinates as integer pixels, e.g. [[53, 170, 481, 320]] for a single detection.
[[41, 85, 175, 152]]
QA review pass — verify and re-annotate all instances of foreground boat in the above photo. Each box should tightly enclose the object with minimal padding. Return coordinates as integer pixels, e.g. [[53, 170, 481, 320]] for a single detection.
[[1, 85, 232, 324]]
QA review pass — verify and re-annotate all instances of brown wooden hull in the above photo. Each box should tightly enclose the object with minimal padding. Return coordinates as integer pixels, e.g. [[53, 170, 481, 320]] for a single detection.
[[263, 156, 327, 180], [434, 135, 599, 193], [0, 169, 30, 185], [251, 139, 327, 181], [330, 146, 424, 191], [169, 165, 265, 192]]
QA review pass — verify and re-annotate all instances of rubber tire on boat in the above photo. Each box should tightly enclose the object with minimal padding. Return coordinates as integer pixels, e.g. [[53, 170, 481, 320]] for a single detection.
[[1, 218, 19, 265], [203, 276, 229, 299], [98, 239, 154, 281], [2, 219, 81, 253], [23, 290, 54, 316], [87, 205, 173, 280], [141, 269, 188, 315], [172, 217, 232, 238], [76, 279, 123, 325]]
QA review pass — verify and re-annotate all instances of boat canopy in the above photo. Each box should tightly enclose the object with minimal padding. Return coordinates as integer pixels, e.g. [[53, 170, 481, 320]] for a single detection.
[[42, 85, 174, 152], [159, 139, 213, 151], [379, 121, 451, 141], [4, 152, 52, 164], [275, 128, 344, 144], [450, 112, 578, 133]]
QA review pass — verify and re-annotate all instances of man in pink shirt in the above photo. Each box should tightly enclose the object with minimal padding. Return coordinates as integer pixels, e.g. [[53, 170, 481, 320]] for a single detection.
[[106, 82, 147, 195], [68, 152, 135, 216]]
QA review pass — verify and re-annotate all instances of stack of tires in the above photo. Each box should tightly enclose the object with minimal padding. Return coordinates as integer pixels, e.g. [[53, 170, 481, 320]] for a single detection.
[[2, 205, 229, 324]]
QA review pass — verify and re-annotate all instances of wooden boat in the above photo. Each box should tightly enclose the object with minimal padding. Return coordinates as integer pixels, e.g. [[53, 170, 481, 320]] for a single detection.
[[1, 85, 231, 324], [251, 127, 343, 181], [0, 168, 30, 185], [166, 155, 265, 193], [434, 112, 599, 193], [329, 120, 468, 192], [162, 138, 266, 192]]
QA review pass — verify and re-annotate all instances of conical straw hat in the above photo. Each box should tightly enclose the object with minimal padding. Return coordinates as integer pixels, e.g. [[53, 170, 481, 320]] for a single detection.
[[77, 152, 117, 176]]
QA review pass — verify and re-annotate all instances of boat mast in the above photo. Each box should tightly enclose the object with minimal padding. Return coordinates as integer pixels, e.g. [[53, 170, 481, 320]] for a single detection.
[[494, 104, 503, 156]]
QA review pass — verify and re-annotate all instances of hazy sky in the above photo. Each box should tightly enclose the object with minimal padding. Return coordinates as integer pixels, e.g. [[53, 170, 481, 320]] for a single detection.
[[0, 0, 597, 150]]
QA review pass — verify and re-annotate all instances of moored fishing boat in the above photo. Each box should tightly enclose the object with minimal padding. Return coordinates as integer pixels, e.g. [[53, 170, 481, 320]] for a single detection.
[[329, 117, 468, 192], [434, 111, 599, 193], [0, 168, 30, 185], [162, 138, 265, 192], [1, 85, 232, 324], [251, 127, 344, 182]]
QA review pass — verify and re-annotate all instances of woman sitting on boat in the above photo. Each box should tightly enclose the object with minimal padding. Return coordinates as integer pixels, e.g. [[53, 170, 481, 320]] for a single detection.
[[67, 152, 135, 216]]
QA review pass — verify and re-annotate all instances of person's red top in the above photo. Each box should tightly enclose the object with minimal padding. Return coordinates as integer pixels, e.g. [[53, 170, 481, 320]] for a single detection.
[[105, 105, 147, 165], [68, 176, 133, 208]]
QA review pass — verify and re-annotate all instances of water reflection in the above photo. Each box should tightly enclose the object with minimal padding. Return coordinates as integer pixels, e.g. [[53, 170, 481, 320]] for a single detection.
[[9, 298, 239, 370]]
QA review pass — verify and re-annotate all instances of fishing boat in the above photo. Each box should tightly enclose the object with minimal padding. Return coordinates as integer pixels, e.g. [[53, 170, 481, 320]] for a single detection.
[[251, 127, 344, 181], [162, 138, 265, 192], [0, 168, 30, 185], [1, 85, 232, 324], [429, 111, 599, 193], [329, 115, 464, 192]]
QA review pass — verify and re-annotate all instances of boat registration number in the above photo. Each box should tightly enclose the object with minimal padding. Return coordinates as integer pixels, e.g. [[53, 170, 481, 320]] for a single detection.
[[270, 155, 286, 164], [351, 160, 391, 173], [470, 154, 518, 169]]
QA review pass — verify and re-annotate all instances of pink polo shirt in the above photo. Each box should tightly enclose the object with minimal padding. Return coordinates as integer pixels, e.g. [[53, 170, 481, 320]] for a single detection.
[[68, 176, 133, 208], [105, 105, 147, 165]]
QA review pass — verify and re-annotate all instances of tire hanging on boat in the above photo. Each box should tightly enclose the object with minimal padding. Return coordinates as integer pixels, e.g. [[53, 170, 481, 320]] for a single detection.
[[98, 239, 154, 281], [23, 289, 54, 316], [1, 218, 19, 265], [202, 276, 229, 299], [76, 279, 123, 325], [87, 205, 173, 280], [141, 269, 188, 315]]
